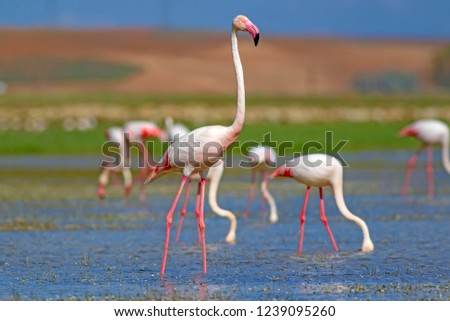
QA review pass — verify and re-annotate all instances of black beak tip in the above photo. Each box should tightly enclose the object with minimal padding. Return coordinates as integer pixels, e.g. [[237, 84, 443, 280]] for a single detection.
[[254, 33, 260, 46]]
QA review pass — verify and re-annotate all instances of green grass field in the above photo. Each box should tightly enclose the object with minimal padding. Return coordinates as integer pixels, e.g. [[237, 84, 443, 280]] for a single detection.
[[0, 93, 448, 155], [0, 121, 418, 155]]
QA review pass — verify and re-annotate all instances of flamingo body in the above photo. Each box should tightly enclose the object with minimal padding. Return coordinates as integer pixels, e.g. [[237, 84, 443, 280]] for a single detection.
[[399, 119, 450, 199], [263, 153, 374, 253]]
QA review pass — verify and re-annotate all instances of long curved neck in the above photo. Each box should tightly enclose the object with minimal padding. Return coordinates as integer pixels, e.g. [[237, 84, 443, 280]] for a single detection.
[[332, 181, 373, 250], [230, 27, 245, 139], [261, 175, 278, 223], [208, 170, 237, 242], [442, 135, 450, 174]]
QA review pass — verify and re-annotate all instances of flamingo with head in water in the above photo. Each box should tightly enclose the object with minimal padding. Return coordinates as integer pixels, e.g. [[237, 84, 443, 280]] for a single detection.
[[244, 145, 278, 222], [145, 15, 260, 275], [399, 119, 450, 199], [262, 153, 374, 253], [97, 127, 133, 204], [123, 120, 165, 204]]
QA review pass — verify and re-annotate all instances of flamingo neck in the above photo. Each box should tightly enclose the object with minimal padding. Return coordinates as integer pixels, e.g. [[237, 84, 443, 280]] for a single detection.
[[442, 136, 450, 174], [332, 181, 374, 252], [208, 171, 237, 243], [230, 27, 245, 139], [261, 175, 278, 223]]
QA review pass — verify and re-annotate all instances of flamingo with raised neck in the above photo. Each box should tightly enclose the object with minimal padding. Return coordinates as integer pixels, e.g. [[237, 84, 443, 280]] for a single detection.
[[146, 15, 260, 275]]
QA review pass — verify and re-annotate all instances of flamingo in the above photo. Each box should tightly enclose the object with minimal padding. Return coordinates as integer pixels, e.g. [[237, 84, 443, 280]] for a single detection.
[[123, 120, 166, 204], [244, 145, 278, 222], [164, 116, 190, 143], [262, 153, 374, 253], [97, 127, 133, 203], [145, 15, 260, 275], [399, 119, 450, 199], [176, 160, 237, 244]]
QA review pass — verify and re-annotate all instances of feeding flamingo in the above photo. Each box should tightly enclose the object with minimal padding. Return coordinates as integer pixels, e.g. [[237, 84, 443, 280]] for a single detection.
[[262, 153, 374, 253], [176, 160, 237, 244], [97, 127, 133, 204], [399, 119, 450, 199], [145, 15, 260, 275], [244, 145, 278, 222], [124, 120, 166, 204]]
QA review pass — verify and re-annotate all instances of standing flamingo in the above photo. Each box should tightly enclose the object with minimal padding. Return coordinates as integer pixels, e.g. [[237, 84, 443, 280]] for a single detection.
[[399, 119, 450, 199], [244, 145, 278, 222], [262, 154, 374, 253], [176, 160, 237, 244], [97, 127, 133, 203], [124, 120, 165, 204], [146, 15, 260, 275]]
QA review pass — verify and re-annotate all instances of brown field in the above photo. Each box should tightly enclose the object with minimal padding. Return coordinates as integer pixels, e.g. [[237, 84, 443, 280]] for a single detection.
[[0, 28, 447, 95]]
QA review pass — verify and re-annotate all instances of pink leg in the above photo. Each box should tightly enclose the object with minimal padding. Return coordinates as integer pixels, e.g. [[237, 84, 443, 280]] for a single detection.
[[319, 187, 338, 252], [261, 171, 268, 220], [244, 169, 256, 219], [161, 175, 188, 275], [97, 183, 106, 206], [427, 146, 434, 200], [297, 186, 311, 254], [175, 180, 192, 242], [138, 149, 148, 206], [197, 178, 207, 274], [402, 147, 422, 197], [195, 182, 202, 244]]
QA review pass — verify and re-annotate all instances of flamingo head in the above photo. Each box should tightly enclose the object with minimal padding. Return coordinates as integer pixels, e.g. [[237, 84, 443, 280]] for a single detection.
[[233, 15, 260, 46], [398, 126, 418, 138]]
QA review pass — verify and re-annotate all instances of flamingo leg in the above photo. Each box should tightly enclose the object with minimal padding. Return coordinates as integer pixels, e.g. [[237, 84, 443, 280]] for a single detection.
[[175, 179, 192, 242], [195, 182, 202, 244], [402, 147, 422, 197], [261, 171, 268, 220], [161, 175, 188, 275], [139, 145, 150, 206], [97, 168, 110, 205], [244, 169, 256, 219], [319, 187, 338, 252], [427, 146, 434, 200], [297, 186, 311, 254], [197, 178, 207, 274]]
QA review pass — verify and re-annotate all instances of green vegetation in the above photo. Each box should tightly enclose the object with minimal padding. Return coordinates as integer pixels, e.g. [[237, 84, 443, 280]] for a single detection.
[[0, 122, 417, 155], [0, 57, 140, 83], [0, 93, 447, 155], [2, 92, 450, 108]]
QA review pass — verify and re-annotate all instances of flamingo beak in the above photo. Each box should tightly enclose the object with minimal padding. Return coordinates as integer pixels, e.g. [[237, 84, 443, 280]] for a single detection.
[[398, 127, 417, 137], [145, 168, 159, 184], [244, 20, 260, 46]]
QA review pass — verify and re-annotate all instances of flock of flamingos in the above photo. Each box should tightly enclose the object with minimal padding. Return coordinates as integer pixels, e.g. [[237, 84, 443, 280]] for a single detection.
[[96, 15, 450, 275]]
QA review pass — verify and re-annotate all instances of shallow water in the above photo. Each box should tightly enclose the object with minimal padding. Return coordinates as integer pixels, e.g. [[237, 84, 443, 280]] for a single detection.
[[0, 151, 449, 300]]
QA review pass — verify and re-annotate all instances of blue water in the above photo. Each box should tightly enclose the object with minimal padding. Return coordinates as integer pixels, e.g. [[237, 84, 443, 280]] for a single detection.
[[0, 151, 449, 300]]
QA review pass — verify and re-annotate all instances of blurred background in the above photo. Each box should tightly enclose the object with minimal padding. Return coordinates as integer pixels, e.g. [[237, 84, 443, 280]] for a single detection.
[[1, 1, 450, 301], [0, 0, 449, 153]]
